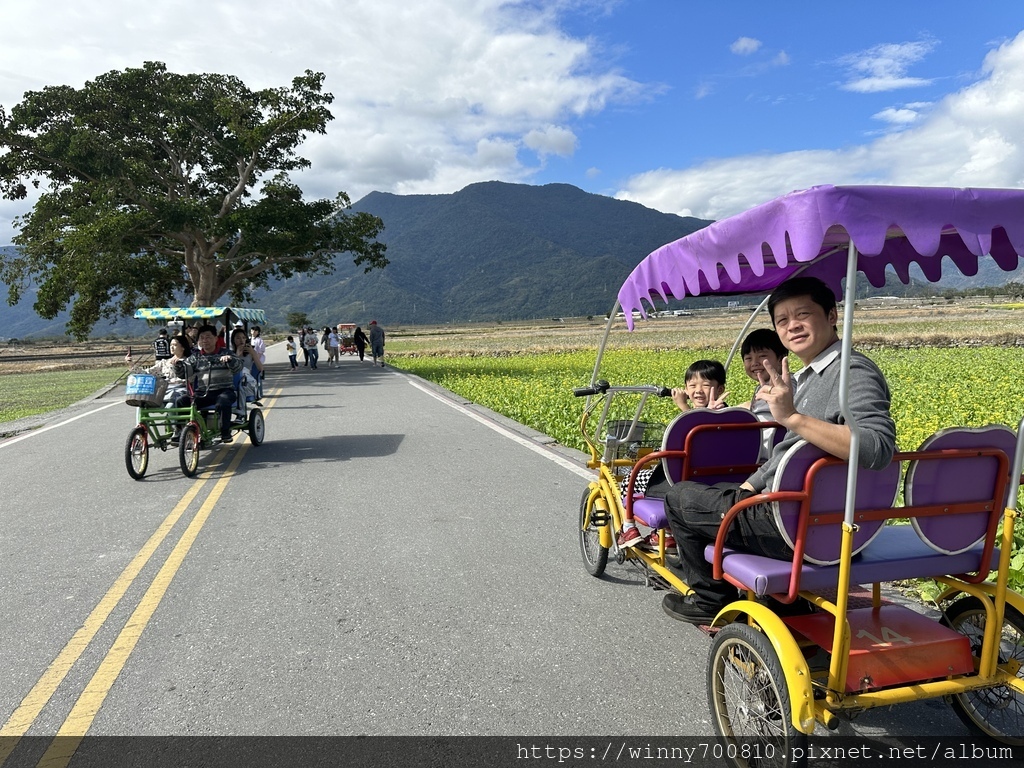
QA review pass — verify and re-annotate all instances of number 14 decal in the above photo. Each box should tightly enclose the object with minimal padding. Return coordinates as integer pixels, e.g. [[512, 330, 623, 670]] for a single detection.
[[856, 627, 913, 645]]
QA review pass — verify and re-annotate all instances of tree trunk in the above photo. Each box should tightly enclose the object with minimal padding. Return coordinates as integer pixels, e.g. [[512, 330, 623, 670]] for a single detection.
[[192, 244, 222, 307]]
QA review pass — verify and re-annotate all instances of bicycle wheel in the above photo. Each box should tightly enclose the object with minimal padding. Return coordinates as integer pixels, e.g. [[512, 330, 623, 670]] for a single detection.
[[125, 426, 149, 480], [943, 596, 1024, 745], [248, 408, 265, 446], [708, 622, 807, 768], [579, 487, 609, 577], [178, 423, 201, 478]]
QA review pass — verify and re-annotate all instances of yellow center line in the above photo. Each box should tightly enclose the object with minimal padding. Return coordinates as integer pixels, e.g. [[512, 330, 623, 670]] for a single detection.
[[35, 390, 280, 768], [0, 459, 223, 759], [0, 388, 279, 768]]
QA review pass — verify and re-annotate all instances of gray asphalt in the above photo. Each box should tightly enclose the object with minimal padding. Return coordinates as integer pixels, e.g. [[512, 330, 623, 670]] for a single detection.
[[0, 344, 973, 741]]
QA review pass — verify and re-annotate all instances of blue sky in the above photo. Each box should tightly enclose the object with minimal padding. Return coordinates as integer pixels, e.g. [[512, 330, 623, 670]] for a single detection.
[[551, 2, 1024, 192], [3, 0, 1024, 243]]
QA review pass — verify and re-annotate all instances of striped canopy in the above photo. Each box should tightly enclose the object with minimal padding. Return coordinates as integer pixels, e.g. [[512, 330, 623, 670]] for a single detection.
[[618, 185, 1024, 328], [134, 306, 267, 324]]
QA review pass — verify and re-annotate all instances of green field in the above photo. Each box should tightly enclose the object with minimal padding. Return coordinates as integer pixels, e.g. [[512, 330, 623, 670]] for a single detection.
[[0, 367, 124, 424], [390, 346, 1024, 456]]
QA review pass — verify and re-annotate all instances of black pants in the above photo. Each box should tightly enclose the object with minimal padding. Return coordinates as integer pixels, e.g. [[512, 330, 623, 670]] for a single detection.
[[190, 389, 236, 436], [664, 481, 791, 609]]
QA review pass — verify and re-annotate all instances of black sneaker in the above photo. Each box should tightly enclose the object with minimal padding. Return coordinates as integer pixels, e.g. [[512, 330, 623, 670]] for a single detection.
[[761, 597, 815, 617], [220, 433, 233, 443], [662, 592, 723, 625]]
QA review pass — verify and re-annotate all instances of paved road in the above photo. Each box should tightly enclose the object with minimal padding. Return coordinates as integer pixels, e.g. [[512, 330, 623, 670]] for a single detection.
[[0, 345, 976, 752]]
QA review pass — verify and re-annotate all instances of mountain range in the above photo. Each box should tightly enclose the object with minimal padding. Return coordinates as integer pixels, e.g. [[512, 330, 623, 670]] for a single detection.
[[256, 181, 711, 328], [1, 181, 1023, 338]]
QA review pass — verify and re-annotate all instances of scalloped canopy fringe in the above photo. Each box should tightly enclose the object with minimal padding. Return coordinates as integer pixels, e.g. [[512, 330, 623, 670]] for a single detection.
[[618, 185, 1024, 327]]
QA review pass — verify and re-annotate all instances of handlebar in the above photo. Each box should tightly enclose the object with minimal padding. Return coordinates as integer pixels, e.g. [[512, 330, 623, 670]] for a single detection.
[[573, 381, 672, 398], [573, 380, 609, 397]]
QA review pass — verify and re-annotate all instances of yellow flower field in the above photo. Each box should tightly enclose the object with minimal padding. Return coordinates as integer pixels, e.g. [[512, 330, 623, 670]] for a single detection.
[[393, 346, 1024, 455], [392, 342, 1024, 591]]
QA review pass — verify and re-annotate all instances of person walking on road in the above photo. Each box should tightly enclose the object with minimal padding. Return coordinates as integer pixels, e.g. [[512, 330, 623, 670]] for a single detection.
[[324, 326, 340, 367], [369, 321, 386, 367], [353, 326, 369, 362], [329, 327, 340, 365], [286, 336, 299, 370], [303, 328, 320, 369]]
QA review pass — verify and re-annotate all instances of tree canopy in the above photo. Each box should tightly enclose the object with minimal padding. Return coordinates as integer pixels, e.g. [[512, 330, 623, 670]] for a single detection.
[[0, 62, 387, 338]]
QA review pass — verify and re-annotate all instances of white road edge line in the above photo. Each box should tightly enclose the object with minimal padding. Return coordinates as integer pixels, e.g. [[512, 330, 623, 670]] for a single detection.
[[408, 378, 594, 480], [0, 400, 122, 449]]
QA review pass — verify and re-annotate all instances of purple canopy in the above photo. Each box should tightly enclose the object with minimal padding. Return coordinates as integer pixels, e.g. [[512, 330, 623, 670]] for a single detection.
[[618, 185, 1024, 328]]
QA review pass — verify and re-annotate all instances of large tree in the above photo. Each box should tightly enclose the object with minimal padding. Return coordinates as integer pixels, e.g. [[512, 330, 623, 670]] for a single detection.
[[0, 62, 387, 338]]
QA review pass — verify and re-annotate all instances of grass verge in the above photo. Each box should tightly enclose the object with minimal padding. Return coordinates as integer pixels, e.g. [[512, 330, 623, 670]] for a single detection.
[[0, 367, 124, 423]]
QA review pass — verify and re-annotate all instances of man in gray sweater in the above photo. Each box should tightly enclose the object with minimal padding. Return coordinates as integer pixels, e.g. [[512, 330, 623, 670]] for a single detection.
[[662, 276, 897, 624], [368, 320, 386, 367]]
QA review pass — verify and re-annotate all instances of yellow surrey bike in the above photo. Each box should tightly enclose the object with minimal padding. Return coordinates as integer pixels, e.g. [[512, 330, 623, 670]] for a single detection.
[[577, 186, 1024, 766]]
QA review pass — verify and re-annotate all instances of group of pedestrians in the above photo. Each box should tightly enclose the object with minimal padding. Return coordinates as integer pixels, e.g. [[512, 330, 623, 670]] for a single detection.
[[286, 327, 325, 369], [286, 322, 386, 370]]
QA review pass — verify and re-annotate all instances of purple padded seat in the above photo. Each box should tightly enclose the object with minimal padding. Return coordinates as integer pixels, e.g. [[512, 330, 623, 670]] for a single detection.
[[771, 440, 901, 566], [631, 408, 765, 531], [905, 425, 1018, 555], [632, 498, 669, 530], [705, 525, 1000, 597]]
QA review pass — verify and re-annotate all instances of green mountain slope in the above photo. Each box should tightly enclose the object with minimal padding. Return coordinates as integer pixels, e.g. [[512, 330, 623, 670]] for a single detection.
[[4, 180, 1023, 337], [253, 181, 712, 327]]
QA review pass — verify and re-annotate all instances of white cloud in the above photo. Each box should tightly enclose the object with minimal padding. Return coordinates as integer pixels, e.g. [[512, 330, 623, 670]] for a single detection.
[[0, 0, 649, 242], [617, 31, 1024, 220], [523, 125, 578, 157], [872, 107, 920, 126], [730, 37, 762, 56], [839, 40, 936, 93]]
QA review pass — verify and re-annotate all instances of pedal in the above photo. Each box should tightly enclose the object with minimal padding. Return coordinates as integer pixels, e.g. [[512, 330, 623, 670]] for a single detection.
[[644, 570, 674, 592]]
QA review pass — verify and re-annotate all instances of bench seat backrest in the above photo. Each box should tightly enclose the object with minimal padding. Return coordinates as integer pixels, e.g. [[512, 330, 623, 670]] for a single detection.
[[905, 425, 1017, 555], [770, 440, 901, 566], [660, 407, 764, 486]]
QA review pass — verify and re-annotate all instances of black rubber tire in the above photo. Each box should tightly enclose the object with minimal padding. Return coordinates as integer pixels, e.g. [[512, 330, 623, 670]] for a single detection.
[[178, 423, 201, 478], [943, 596, 1024, 745], [579, 487, 609, 577], [708, 622, 808, 768], [125, 426, 149, 480], [248, 408, 265, 446]]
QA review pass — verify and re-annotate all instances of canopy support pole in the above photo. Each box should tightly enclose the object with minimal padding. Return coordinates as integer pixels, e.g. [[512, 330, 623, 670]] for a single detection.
[[840, 240, 861, 526], [589, 300, 620, 387]]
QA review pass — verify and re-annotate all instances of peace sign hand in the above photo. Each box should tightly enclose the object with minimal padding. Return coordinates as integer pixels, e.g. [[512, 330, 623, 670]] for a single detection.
[[754, 357, 796, 422]]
